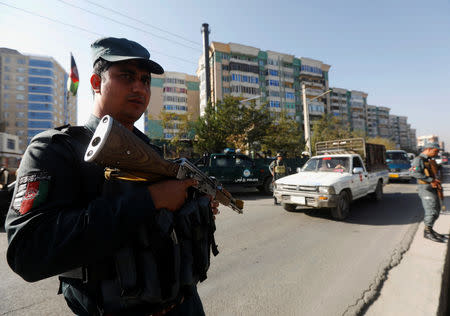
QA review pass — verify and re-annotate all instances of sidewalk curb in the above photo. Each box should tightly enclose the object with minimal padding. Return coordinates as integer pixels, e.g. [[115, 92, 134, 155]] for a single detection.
[[364, 167, 450, 316], [342, 221, 419, 316]]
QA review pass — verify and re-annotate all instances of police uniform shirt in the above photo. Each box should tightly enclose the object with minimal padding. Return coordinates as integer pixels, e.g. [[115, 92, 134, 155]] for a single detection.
[[5, 115, 159, 282], [410, 153, 434, 184]]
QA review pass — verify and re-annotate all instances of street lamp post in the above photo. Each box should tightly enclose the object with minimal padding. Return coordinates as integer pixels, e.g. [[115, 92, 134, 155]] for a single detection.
[[302, 83, 332, 156]]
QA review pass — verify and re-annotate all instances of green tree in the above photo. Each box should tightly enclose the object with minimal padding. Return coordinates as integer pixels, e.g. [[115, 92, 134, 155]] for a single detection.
[[193, 100, 229, 154], [194, 96, 272, 154], [367, 136, 397, 150], [160, 111, 191, 157], [261, 110, 304, 157], [311, 114, 353, 155]]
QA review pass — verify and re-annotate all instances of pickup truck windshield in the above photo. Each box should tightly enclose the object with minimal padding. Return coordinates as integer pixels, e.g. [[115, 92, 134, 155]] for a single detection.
[[302, 157, 350, 172]]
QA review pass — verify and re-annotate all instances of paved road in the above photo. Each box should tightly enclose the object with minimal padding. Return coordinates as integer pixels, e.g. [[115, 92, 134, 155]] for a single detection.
[[0, 181, 422, 315], [199, 181, 422, 316]]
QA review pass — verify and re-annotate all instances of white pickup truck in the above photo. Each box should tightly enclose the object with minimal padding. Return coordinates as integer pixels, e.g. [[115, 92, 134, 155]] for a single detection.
[[273, 138, 389, 220]]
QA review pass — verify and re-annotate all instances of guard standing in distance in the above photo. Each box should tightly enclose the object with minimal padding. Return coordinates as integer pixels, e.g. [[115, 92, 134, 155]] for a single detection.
[[5, 37, 219, 315], [410, 143, 446, 243], [269, 152, 288, 205], [269, 152, 287, 182]]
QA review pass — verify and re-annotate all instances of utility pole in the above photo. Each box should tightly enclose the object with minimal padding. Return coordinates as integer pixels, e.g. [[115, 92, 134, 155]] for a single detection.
[[201, 23, 211, 105], [302, 83, 312, 156], [302, 84, 332, 156]]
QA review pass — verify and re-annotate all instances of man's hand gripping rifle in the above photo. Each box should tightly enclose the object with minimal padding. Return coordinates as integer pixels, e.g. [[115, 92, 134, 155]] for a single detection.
[[84, 115, 244, 214]]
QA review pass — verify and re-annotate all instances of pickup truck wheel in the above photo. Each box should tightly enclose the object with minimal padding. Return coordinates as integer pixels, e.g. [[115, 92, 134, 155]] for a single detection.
[[283, 203, 296, 212], [371, 180, 383, 201], [262, 177, 273, 195], [331, 191, 350, 220]]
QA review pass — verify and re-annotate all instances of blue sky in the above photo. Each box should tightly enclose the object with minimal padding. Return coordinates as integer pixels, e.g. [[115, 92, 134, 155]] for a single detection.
[[0, 0, 448, 148]]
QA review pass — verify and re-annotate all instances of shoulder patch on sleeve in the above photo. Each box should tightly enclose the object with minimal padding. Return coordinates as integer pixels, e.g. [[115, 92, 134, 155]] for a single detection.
[[13, 172, 51, 215]]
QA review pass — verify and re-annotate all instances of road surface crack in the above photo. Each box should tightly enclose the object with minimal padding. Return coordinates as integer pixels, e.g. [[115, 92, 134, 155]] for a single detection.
[[341, 221, 419, 316]]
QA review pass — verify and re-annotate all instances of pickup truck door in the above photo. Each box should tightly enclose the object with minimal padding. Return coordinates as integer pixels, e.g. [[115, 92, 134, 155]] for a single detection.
[[352, 156, 370, 197]]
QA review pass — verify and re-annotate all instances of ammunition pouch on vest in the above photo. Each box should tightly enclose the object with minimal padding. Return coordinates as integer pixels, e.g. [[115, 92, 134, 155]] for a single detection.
[[274, 165, 286, 174], [99, 196, 218, 314]]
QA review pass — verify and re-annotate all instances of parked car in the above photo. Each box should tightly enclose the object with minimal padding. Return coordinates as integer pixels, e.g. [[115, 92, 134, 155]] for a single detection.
[[386, 150, 412, 182]]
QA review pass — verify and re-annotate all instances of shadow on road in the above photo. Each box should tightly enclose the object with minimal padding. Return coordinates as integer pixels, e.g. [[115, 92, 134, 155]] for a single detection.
[[283, 192, 423, 227]]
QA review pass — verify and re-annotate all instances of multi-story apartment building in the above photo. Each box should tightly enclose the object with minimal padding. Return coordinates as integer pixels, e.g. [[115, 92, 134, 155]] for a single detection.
[[0, 48, 77, 153], [366, 105, 378, 138], [348, 90, 367, 133], [406, 125, 417, 151], [146, 71, 200, 140], [389, 115, 412, 149], [377, 107, 390, 138], [197, 42, 331, 128], [329, 88, 368, 134], [329, 87, 349, 126]]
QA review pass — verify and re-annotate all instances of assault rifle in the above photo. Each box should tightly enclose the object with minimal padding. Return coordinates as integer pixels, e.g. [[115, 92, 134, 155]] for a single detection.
[[427, 159, 446, 211], [84, 115, 244, 214]]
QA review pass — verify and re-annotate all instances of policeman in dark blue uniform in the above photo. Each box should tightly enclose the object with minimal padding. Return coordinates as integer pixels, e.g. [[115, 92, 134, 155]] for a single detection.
[[5, 37, 218, 315], [410, 142, 446, 242]]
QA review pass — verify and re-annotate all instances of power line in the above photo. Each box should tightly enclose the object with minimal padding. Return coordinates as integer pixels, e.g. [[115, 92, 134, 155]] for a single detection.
[[0, 1, 197, 65], [82, 0, 201, 47], [55, 0, 202, 52], [0, 1, 103, 37]]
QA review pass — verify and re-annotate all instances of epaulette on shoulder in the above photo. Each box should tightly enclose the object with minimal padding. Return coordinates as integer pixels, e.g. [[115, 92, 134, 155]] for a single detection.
[[54, 124, 71, 131], [30, 125, 90, 144]]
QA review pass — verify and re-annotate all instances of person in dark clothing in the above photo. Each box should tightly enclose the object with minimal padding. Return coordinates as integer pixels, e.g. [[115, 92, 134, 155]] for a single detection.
[[269, 152, 287, 182], [410, 142, 446, 243], [5, 37, 218, 315]]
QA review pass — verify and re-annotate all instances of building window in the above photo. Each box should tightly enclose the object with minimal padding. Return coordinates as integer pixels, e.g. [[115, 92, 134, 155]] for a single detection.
[[28, 68, 53, 77], [285, 92, 295, 99], [28, 94, 53, 102], [29, 77, 53, 85], [16, 94, 25, 100], [28, 112, 53, 120], [163, 105, 187, 111], [28, 120, 52, 128], [28, 86, 53, 94], [29, 59, 53, 68], [16, 112, 25, 118], [17, 58, 26, 64], [29, 103, 53, 111], [269, 101, 280, 108], [16, 85, 25, 91], [7, 139, 15, 150]]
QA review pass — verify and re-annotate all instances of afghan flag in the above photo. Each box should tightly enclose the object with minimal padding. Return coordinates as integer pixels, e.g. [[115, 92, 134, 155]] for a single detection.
[[68, 53, 79, 96]]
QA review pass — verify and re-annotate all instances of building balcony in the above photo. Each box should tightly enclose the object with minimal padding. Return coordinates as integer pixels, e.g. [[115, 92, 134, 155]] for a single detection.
[[305, 88, 323, 96]]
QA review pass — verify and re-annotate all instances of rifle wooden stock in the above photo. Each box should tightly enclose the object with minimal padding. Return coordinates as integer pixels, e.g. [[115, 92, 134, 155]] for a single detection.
[[84, 115, 243, 213], [85, 115, 180, 180]]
